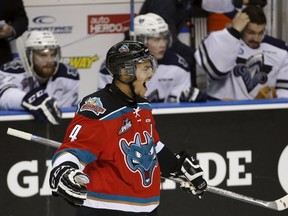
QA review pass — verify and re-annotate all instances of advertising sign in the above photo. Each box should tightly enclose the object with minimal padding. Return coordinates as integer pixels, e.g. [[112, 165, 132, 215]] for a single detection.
[[1, 103, 288, 216], [24, 2, 142, 99]]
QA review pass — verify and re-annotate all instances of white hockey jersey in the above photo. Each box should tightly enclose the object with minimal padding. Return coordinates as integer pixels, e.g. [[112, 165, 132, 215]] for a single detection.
[[0, 59, 80, 110], [202, 0, 235, 13], [98, 49, 191, 102], [195, 28, 288, 100]]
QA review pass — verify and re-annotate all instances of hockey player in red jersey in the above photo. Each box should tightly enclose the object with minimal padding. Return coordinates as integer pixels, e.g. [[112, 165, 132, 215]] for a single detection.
[[49, 41, 207, 216]]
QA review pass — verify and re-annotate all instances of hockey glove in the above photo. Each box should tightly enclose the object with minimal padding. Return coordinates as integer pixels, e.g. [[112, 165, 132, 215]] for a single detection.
[[172, 151, 207, 198], [22, 87, 62, 125], [179, 87, 207, 102], [50, 164, 90, 206]]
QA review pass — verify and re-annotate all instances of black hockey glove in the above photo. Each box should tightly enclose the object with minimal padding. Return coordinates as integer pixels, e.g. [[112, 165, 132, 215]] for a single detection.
[[50, 164, 90, 206], [22, 87, 62, 125], [179, 87, 207, 102], [171, 151, 207, 198]]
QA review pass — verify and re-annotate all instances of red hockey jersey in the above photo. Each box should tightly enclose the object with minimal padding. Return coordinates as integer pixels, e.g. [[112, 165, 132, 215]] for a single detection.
[[52, 84, 162, 213]]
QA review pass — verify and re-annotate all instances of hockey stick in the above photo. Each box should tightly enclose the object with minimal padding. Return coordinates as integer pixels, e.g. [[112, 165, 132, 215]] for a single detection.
[[7, 127, 60, 148], [165, 176, 288, 211], [129, 0, 136, 41], [16, 35, 33, 76], [6, 127, 288, 211]]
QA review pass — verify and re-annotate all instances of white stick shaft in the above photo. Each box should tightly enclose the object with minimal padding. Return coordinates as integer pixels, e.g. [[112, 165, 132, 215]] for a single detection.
[[7, 128, 32, 141], [6, 127, 288, 211], [16, 36, 33, 76], [7, 128, 61, 148], [165, 175, 287, 211]]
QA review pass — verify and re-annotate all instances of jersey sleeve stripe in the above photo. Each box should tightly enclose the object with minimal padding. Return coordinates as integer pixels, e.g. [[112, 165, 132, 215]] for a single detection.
[[276, 79, 288, 90], [0, 85, 18, 97], [87, 191, 160, 205], [100, 103, 152, 121], [199, 43, 229, 80], [52, 148, 97, 165]]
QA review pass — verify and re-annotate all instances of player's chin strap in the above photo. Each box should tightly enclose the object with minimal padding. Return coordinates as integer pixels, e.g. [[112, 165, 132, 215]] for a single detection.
[[115, 76, 138, 100]]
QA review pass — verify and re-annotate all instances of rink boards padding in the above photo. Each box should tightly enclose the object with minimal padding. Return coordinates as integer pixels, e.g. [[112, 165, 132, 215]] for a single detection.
[[1, 101, 288, 216]]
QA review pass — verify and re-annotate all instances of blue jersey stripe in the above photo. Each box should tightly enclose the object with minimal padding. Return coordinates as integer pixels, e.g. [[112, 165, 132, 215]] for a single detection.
[[52, 148, 97, 165], [100, 103, 152, 120], [88, 191, 160, 205]]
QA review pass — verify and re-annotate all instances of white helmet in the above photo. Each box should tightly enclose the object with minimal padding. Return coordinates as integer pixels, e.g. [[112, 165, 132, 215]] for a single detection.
[[134, 13, 170, 45], [25, 30, 59, 50], [25, 30, 61, 79]]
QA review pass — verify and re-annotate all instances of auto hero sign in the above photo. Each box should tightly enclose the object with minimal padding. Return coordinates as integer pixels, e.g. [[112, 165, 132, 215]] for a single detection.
[[88, 14, 131, 34]]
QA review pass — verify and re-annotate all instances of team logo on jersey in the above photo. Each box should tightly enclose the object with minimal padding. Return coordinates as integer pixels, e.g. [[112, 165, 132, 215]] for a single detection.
[[80, 97, 106, 115], [233, 54, 272, 92], [118, 118, 132, 135], [120, 131, 158, 187], [3, 59, 24, 71]]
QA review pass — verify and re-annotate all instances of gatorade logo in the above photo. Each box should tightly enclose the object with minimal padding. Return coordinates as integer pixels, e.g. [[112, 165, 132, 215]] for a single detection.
[[278, 145, 288, 193]]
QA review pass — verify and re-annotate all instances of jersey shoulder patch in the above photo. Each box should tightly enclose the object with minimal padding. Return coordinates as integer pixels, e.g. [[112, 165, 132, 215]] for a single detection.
[[263, 35, 288, 51], [76, 88, 116, 120], [0, 59, 25, 74], [52, 63, 80, 81], [158, 49, 190, 72], [77, 93, 107, 119], [76, 86, 150, 120]]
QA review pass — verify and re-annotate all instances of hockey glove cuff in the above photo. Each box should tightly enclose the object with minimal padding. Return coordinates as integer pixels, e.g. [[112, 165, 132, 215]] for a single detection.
[[50, 164, 90, 206], [173, 151, 207, 198]]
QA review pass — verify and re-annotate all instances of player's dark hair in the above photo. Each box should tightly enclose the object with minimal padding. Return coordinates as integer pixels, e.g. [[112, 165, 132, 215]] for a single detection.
[[242, 5, 267, 25]]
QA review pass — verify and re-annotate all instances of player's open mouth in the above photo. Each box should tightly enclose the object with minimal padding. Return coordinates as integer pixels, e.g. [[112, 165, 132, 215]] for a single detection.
[[143, 82, 147, 90]]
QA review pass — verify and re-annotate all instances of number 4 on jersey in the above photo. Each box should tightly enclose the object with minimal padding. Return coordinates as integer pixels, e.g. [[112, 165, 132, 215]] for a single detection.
[[69, 124, 82, 141]]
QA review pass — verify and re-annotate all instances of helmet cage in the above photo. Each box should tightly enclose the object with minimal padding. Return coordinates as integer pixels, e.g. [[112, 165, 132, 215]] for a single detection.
[[123, 53, 157, 77], [26, 47, 61, 80], [136, 30, 171, 46], [106, 41, 157, 78], [24, 30, 61, 79]]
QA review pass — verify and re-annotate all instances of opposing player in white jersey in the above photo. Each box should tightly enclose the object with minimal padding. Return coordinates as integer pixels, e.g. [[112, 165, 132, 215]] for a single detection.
[[98, 13, 206, 102], [201, 0, 267, 13], [195, 5, 288, 100], [0, 30, 80, 124]]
